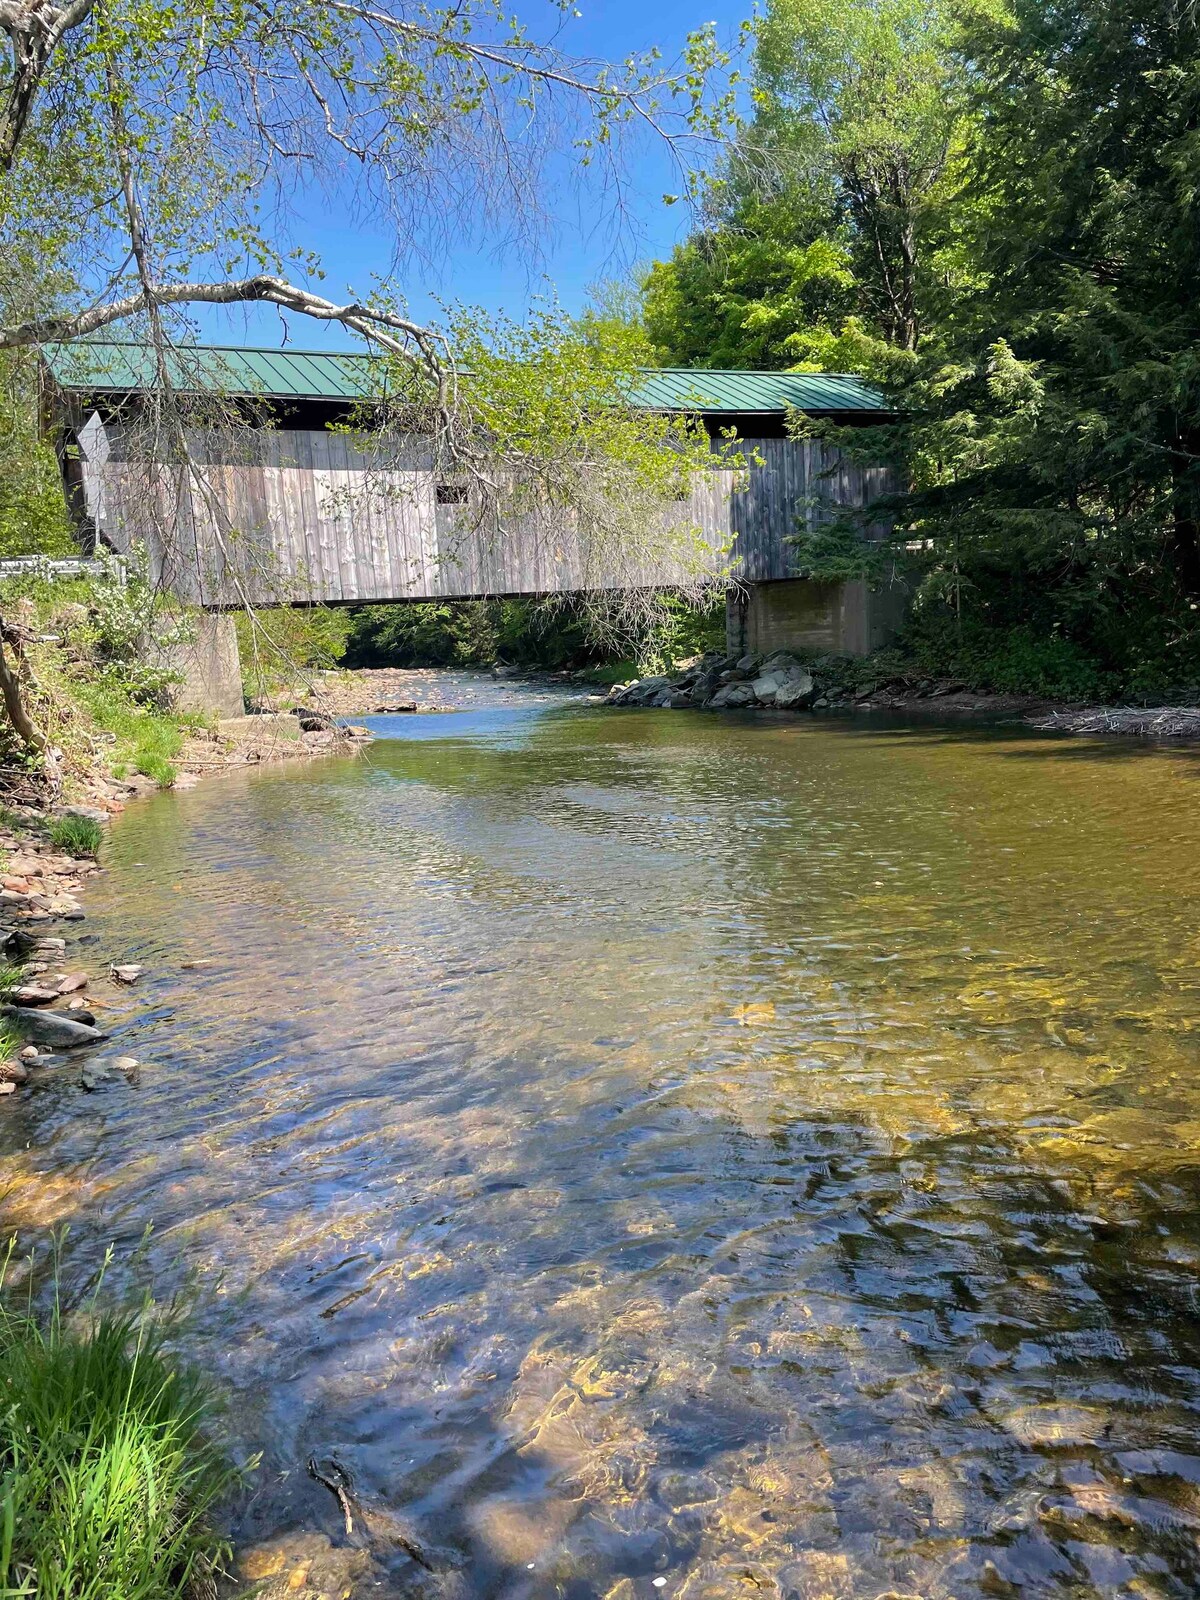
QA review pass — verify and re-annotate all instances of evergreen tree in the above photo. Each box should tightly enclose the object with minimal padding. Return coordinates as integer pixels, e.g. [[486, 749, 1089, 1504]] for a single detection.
[[893, 0, 1200, 690]]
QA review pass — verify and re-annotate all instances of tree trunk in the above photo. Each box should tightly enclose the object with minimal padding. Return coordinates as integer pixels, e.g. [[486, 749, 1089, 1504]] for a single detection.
[[1171, 428, 1200, 597], [0, 622, 46, 752]]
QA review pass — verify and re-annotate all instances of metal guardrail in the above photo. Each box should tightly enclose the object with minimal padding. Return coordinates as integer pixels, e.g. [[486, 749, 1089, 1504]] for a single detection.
[[0, 557, 117, 582]]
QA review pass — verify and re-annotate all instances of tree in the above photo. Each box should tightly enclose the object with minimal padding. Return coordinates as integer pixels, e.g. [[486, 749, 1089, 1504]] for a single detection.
[[0, 0, 735, 357], [889, 0, 1200, 691], [641, 0, 980, 375], [642, 153, 857, 370]]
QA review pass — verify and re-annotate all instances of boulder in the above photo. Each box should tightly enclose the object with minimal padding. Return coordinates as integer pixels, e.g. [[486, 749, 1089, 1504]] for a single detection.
[[735, 653, 762, 673], [62, 805, 109, 825], [774, 670, 816, 710], [1, 1006, 109, 1047], [710, 681, 758, 709], [750, 671, 787, 704], [690, 669, 721, 705], [118, 774, 160, 799]]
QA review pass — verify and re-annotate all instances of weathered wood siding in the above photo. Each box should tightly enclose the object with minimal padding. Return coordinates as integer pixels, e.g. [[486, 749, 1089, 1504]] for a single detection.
[[77, 423, 895, 606]]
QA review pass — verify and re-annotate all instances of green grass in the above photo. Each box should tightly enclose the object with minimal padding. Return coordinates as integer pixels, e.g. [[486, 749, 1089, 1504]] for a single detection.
[[586, 659, 639, 686], [0, 1272, 243, 1599], [74, 686, 184, 789], [48, 815, 103, 858]]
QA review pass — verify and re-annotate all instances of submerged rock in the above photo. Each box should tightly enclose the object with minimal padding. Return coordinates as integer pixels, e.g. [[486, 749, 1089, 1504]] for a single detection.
[[236, 1532, 375, 1599], [1, 1006, 109, 1047], [11, 983, 63, 1006]]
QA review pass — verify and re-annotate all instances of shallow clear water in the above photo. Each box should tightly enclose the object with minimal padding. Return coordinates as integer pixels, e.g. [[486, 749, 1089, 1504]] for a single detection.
[[6, 702, 1200, 1598]]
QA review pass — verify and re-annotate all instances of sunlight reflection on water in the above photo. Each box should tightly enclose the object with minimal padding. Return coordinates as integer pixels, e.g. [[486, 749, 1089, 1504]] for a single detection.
[[5, 702, 1200, 1599]]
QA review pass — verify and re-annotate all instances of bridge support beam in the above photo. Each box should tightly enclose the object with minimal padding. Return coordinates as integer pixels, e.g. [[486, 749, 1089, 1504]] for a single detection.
[[156, 614, 245, 719], [727, 578, 906, 660]]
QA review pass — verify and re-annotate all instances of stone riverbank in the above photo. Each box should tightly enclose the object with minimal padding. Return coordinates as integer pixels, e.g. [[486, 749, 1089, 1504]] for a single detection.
[[606, 650, 905, 713], [606, 650, 1200, 737]]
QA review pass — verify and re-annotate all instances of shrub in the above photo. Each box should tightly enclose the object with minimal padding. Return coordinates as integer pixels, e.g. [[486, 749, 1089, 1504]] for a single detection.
[[905, 619, 1112, 701], [0, 1275, 243, 1600], [234, 605, 352, 696], [48, 814, 103, 858]]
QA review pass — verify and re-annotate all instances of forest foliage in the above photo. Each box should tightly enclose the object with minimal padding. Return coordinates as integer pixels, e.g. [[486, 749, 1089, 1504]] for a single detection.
[[641, 0, 1200, 700]]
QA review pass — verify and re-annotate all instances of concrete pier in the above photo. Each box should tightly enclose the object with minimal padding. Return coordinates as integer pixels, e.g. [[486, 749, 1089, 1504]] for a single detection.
[[726, 578, 907, 659]]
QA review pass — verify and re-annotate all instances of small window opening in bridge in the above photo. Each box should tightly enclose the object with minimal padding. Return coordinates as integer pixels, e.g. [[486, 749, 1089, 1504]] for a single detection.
[[436, 483, 470, 505]]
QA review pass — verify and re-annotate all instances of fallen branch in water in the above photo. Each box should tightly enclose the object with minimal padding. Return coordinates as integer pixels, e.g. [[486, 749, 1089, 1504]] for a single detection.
[[308, 1455, 354, 1537]]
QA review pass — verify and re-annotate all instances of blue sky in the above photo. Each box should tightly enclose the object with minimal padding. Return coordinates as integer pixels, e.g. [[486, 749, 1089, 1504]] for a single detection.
[[200, 0, 751, 350]]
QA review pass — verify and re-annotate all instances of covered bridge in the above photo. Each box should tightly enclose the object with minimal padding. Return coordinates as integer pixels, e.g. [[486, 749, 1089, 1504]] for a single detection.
[[44, 342, 902, 661]]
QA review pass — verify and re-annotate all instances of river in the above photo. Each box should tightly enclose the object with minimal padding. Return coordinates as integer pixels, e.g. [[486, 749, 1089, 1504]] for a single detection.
[[5, 694, 1200, 1599]]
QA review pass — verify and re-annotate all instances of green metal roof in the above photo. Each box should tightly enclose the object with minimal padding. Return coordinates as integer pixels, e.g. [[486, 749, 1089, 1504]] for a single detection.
[[42, 341, 375, 401], [623, 367, 885, 414], [43, 342, 888, 415]]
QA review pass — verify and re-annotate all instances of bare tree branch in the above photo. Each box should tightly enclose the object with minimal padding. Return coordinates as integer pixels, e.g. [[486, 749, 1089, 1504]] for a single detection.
[[1, 272, 442, 361]]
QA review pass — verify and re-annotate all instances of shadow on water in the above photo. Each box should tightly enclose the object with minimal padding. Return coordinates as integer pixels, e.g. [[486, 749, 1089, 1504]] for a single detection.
[[5, 701, 1200, 1598]]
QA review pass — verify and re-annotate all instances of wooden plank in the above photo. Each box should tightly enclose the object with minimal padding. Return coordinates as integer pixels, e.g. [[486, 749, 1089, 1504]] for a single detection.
[[361, 441, 398, 602], [307, 430, 346, 602], [121, 424, 895, 603], [278, 431, 323, 601]]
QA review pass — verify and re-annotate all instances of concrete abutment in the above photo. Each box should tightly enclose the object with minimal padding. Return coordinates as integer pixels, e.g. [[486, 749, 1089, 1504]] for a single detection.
[[157, 614, 245, 720], [726, 578, 907, 660]]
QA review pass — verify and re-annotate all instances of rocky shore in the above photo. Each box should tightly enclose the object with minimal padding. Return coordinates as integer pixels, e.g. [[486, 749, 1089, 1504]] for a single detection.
[[0, 814, 127, 1095], [605, 650, 1200, 738], [606, 649, 911, 713]]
